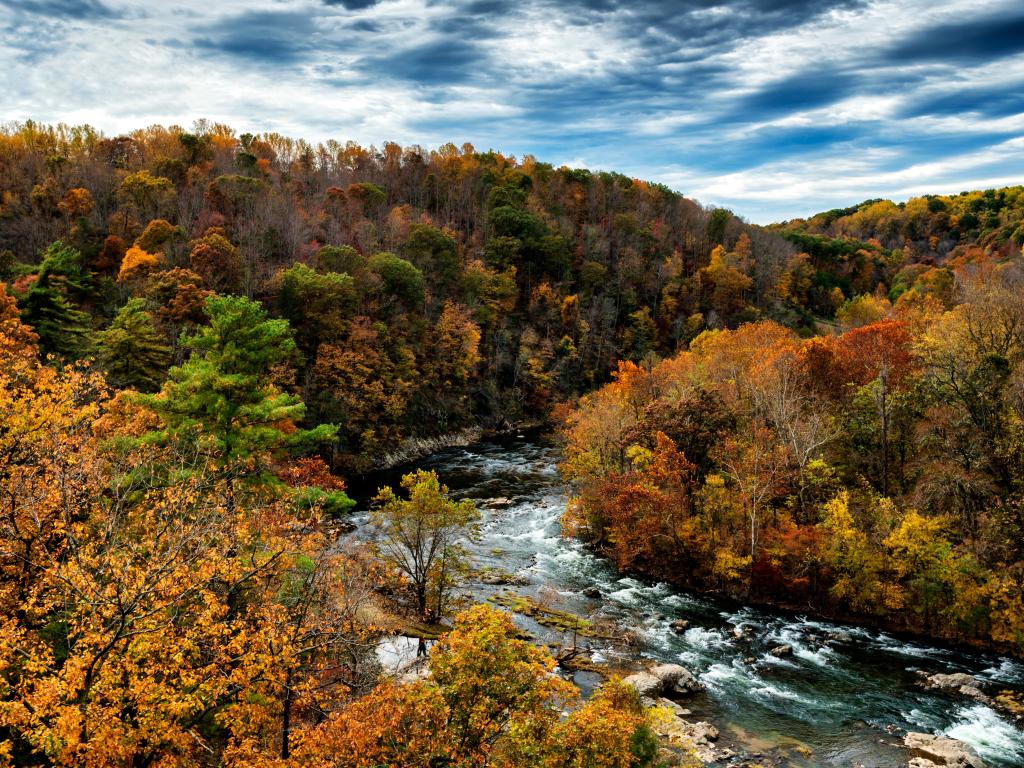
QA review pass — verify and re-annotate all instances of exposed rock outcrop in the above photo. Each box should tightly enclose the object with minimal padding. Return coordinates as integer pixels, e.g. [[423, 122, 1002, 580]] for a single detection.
[[624, 662, 704, 701], [622, 671, 665, 700], [653, 715, 733, 763], [476, 567, 529, 586], [904, 732, 985, 768], [649, 663, 704, 695], [917, 672, 989, 703], [655, 697, 691, 717]]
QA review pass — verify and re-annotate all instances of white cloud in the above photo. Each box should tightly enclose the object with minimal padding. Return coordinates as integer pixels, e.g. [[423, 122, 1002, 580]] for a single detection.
[[2, 0, 1023, 223]]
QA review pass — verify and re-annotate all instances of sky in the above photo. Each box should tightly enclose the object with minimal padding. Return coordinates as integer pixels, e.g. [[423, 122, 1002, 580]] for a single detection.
[[2, 0, 1024, 223]]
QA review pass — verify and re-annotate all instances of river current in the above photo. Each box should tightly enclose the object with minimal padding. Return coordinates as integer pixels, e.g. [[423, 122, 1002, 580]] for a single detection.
[[351, 438, 1024, 767]]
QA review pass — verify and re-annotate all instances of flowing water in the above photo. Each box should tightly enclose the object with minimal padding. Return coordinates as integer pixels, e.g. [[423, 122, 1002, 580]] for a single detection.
[[351, 438, 1024, 767]]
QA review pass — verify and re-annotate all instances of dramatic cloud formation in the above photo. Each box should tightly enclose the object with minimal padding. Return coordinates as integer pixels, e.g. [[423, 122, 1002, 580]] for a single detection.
[[2, 0, 1022, 221]]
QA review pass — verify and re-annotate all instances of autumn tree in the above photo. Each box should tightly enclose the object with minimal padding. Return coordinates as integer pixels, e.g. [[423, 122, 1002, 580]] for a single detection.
[[698, 244, 753, 326], [884, 510, 965, 634], [289, 605, 657, 768], [716, 425, 790, 565], [143, 267, 211, 333], [820, 491, 891, 614], [417, 300, 481, 428], [311, 318, 415, 467], [584, 432, 698, 573], [134, 218, 182, 256], [189, 228, 244, 293], [371, 470, 479, 627], [117, 244, 162, 284], [917, 263, 1024, 504], [118, 170, 174, 232], [836, 293, 892, 329]]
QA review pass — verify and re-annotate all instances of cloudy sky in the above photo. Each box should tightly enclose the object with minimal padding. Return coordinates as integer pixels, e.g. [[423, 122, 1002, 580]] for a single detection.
[[2, 0, 1024, 222]]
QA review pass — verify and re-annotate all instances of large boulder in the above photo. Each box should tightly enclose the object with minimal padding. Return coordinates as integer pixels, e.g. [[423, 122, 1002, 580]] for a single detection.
[[769, 644, 793, 658], [622, 671, 664, 699], [649, 663, 704, 695], [904, 732, 985, 768], [918, 672, 989, 703]]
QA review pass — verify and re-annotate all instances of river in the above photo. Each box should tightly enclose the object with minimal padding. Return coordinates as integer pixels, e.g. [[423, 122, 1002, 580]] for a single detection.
[[350, 437, 1024, 767]]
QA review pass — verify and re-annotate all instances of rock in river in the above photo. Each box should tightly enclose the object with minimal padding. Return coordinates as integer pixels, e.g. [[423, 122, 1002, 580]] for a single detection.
[[917, 672, 989, 703], [769, 644, 793, 658], [622, 671, 665, 699], [649, 663, 704, 695], [654, 715, 732, 764], [904, 732, 985, 768], [624, 663, 703, 701]]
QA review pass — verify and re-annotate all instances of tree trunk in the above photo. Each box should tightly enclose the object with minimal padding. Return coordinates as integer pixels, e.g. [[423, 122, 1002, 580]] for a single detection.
[[281, 667, 293, 760]]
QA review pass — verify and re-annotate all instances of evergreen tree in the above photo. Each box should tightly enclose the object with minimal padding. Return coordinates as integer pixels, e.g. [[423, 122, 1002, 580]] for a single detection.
[[18, 242, 91, 359], [139, 295, 337, 502], [96, 298, 172, 391]]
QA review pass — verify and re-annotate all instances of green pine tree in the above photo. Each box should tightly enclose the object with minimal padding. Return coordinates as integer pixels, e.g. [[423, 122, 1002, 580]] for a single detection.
[[138, 295, 337, 505], [19, 242, 92, 359], [96, 298, 172, 391]]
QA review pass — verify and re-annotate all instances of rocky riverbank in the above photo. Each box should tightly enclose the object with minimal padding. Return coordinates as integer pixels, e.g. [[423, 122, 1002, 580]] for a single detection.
[[375, 427, 484, 470]]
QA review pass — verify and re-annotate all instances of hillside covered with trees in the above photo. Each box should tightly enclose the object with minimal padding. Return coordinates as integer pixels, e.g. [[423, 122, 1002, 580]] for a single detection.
[[772, 188, 1024, 325], [5, 123, 1024, 473], [561, 252, 1024, 655], [0, 120, 877, 473]]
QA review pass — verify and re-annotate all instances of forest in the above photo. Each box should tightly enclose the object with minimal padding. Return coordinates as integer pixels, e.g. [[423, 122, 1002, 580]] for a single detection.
[[2, 120, 1024, 765], [563, 194, 1024, 655]]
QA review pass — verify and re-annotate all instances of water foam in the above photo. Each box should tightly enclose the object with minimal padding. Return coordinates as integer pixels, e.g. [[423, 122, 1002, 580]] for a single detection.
[[981, 658, 1024, 685], [943, 704, 1024, 765], [682, 626, 730, 651]]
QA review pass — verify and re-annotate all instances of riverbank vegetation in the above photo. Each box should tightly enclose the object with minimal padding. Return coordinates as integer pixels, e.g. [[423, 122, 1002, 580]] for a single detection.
[[561, 253, 1024, 655]]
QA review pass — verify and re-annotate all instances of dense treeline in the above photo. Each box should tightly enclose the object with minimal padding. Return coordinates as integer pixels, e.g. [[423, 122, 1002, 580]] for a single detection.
[[561, 251, 1024, 654], [9, 124, 1023, 471], [777, 187, 1024, 256], [0, 120, 817, 470], [772, 187, 1024, 323]]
